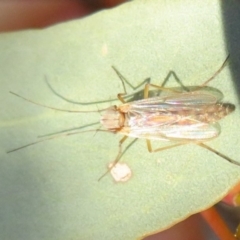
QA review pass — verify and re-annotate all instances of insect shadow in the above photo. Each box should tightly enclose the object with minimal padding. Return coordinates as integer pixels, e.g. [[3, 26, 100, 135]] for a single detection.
[[7, 55, 239, 181]]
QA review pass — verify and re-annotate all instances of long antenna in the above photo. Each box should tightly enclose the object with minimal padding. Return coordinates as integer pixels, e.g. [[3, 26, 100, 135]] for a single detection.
[[9, 91, 110, 113], [7, 129, 111, 153]]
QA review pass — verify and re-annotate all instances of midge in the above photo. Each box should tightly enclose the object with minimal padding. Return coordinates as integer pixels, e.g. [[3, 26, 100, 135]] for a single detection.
[[7, 55, 240, 180]]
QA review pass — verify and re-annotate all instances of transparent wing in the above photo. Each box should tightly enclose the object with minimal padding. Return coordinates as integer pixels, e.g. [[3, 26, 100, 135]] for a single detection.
[[125, 86, 223, 109], [118, 86, 223, 141], [164, 87, 223, 105], [120, 122, 221, 141], [119, 87, 223, 141]]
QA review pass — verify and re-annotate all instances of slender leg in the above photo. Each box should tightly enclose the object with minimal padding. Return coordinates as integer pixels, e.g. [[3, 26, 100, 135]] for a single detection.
[[98, 135, 128, 181], [144, 55, 230, 98], [158, 55, 230, 94], [112, 66, 151, 103], [196, 142, 240, 167], [145, 140, 240, 167], [201, 55, 230, 86], [112, 66, 189, 93], [113, 66, 189, 101], [146, 139, 189, 153], [114, 136, 128, 163], [117, 93, 127, 103], [160, 70, 190, 92], [112, 66, 151, 92]]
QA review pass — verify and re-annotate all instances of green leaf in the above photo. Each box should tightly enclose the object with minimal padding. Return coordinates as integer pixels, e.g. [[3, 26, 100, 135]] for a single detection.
[[1, 0, 240, 239]]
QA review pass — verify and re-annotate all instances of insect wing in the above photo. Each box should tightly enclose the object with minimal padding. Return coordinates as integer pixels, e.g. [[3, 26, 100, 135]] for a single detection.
[[119, 87, 223, 141], [121, 120, 221, 141], [129, 86, 223, 108], [164, 87, 223, 105]]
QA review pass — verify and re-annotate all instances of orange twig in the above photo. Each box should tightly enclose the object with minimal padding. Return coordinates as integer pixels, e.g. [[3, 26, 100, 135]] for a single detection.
[[200, 206, 235, 240]]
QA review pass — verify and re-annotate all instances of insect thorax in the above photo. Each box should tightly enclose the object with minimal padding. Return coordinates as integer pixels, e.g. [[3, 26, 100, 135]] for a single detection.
[[100, 106, 125, 131]]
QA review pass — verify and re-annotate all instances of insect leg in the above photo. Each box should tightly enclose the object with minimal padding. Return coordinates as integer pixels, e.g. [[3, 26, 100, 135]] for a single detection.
[[159, 55, 229, 93], [144, 54, 229, 98], [196, 142, 240, 167], [98, 135, 128, 181], [112, 66, 151, 92], [117, 93, 127, 103], [112, 66, 151, 103], [160, 70, 190, 92], [146, 139, 189, 153], [199, 55, 230, 87]]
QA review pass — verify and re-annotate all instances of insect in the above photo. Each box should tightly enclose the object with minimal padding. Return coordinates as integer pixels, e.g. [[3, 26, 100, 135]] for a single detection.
[[7, 55, 239, 180]]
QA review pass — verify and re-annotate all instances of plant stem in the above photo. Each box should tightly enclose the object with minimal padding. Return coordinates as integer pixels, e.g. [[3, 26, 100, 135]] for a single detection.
[[200, 206, 235, 240]]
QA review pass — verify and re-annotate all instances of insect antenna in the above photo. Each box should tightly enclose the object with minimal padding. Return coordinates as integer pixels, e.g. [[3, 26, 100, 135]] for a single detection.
[[7, 129, 111, 153], [9, 91, 110, 113], [37, 121, 100, 138]]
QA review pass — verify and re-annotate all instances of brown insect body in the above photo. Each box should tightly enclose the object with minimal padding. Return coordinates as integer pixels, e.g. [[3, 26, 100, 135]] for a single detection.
[[7, 55, 240, 179], [100, 91, 235, 142]]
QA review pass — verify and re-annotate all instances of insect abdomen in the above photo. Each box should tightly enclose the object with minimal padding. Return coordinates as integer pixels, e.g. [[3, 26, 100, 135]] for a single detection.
[[195, 103, 235, 123]]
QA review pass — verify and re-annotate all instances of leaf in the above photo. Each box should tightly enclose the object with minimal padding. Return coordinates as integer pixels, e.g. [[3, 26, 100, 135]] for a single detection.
[[1, 0, 240, 239]]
